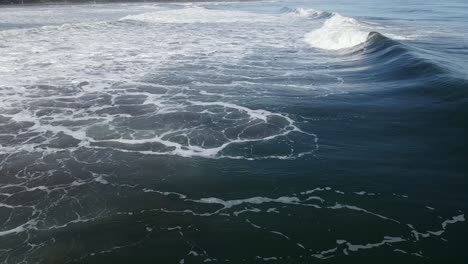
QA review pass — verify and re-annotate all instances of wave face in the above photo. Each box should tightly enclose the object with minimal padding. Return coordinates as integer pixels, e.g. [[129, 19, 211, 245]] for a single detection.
[[348, 32, 449, 81], [0, 2, 467, 264]]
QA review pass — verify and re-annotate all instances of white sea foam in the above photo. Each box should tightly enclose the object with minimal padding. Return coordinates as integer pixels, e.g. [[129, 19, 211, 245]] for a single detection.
[[304, 13, 370, 50], [120, 7, 271, 24], [340, 236, 406, 252], [191, 196, 302, 209], [282, 7, 332, 19], [0, 219, 38, 237], [0, 6, 319, 161], [410, 214, 466, 241], [441, 214, 465, 229]]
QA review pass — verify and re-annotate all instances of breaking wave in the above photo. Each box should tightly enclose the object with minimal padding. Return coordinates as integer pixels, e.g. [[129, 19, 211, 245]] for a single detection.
[[280, 7, 333, 19], [304, 13, 371, 50]]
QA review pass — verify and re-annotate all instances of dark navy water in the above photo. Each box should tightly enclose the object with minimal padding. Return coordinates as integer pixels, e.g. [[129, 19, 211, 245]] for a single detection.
[[0, 1, 467, 263]]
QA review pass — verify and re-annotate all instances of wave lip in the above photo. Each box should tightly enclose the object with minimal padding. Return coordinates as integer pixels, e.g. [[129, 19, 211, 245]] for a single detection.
[[304, 13, 371, 50]]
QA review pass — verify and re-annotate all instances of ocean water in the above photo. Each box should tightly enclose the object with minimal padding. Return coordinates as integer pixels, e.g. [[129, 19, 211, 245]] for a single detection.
[[0, 0, 467, 263]]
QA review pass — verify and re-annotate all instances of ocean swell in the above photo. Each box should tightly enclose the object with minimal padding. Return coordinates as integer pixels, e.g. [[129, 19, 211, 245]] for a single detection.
[[302, 12, 452, 85], [343, 32, 449, 82]]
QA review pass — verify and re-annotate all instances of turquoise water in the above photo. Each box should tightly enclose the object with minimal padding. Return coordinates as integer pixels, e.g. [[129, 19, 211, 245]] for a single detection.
[[0, 1, 467, 263]]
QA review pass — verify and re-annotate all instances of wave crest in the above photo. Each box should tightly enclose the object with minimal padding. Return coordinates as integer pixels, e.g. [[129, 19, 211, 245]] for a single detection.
[[281, 7, 332, 19], [304, 13, 370, 50]]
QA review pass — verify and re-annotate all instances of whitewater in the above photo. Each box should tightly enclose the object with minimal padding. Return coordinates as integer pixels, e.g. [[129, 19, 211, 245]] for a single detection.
[[0, 1, 467, 263]]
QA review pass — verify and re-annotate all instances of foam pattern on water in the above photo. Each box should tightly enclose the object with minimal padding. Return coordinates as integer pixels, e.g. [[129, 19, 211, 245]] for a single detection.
[[0, 6, 327, 160], [0, 3, 464, 263], [1, 173, 464, 263], [120, 6, 274, 24], [0, 8, 331, 261]]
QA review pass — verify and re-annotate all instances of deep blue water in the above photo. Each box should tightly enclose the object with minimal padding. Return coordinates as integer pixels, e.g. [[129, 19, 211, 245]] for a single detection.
[[0, 1, 467, 263]]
